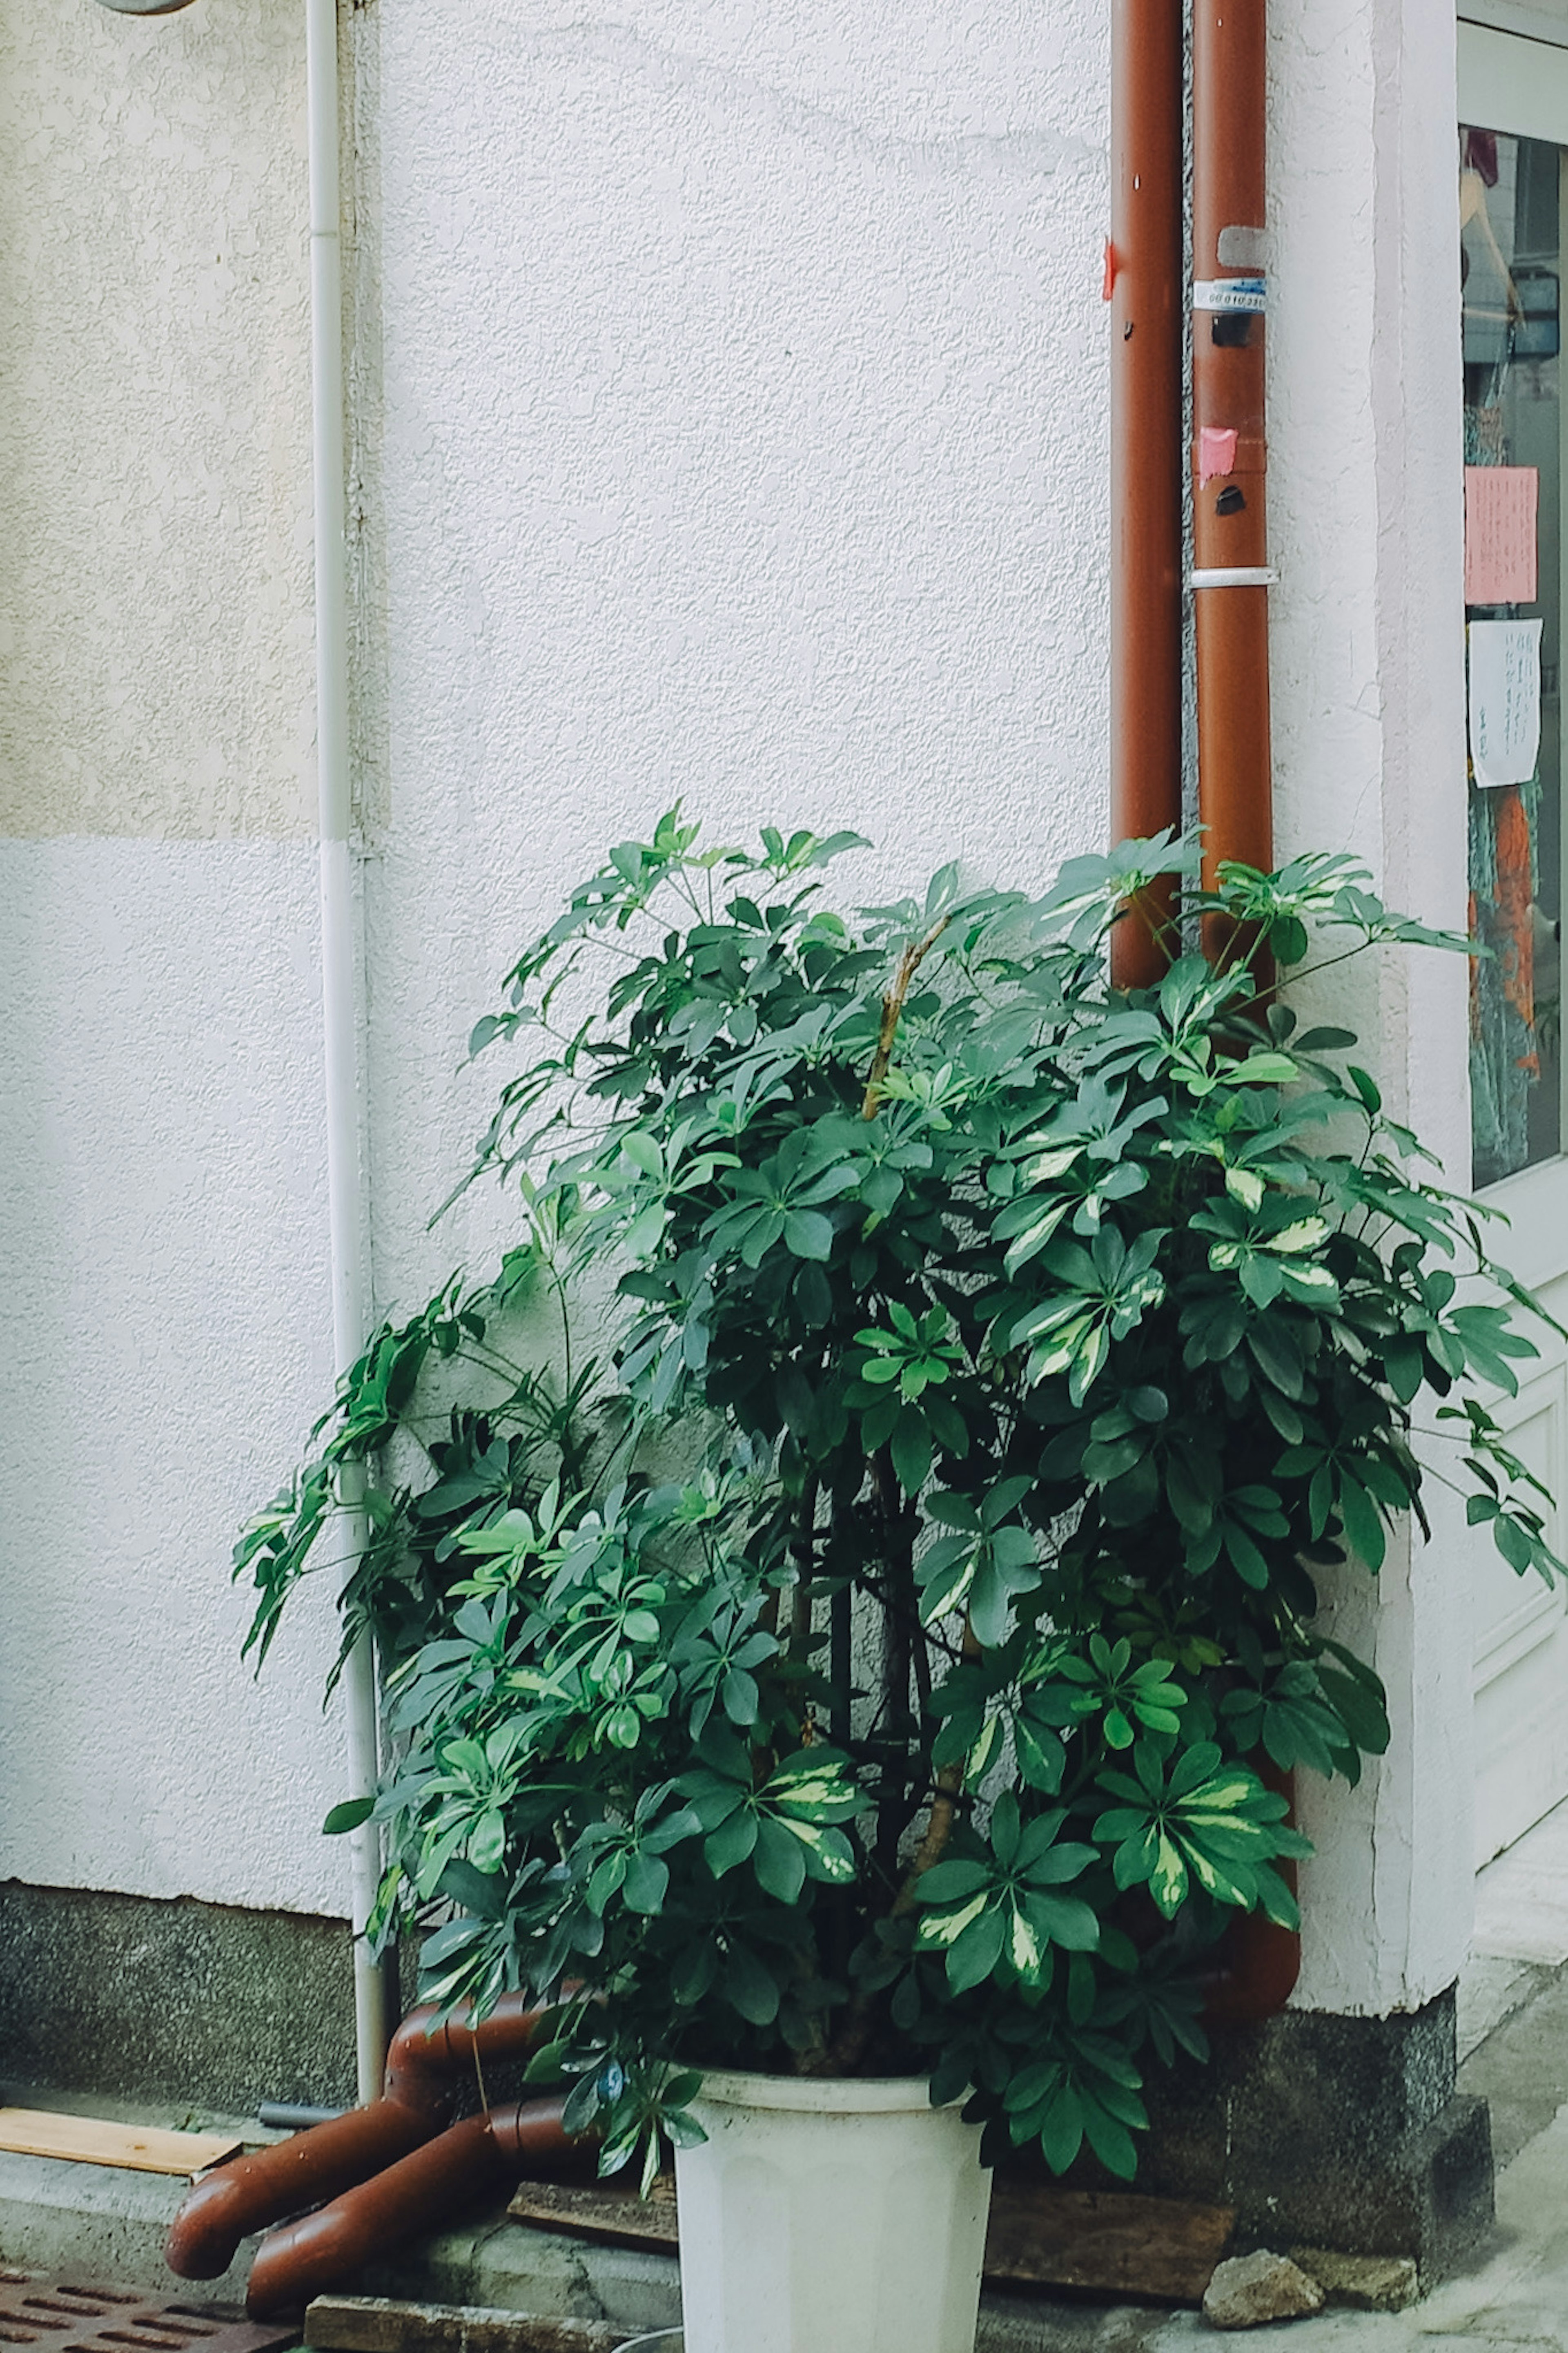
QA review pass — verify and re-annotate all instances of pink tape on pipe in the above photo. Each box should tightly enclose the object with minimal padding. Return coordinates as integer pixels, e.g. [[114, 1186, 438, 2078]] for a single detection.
[[1199, 426, 1238, 484]]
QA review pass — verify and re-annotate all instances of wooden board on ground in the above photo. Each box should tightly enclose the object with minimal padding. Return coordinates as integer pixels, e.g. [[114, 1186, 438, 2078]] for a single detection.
[[305, 2295, 624, 2353], [510, 2179, 678, 2255], [0, 2108, 242, 2177], [507, 2174, 1234, 2307], [983, 2181, 1235, 2303]]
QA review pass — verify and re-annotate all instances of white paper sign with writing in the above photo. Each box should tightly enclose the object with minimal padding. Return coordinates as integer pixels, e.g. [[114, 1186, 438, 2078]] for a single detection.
[[1469, 619, 1543, 789]]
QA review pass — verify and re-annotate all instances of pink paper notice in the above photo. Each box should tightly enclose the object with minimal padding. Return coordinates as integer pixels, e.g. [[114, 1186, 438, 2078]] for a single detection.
[[1466, 466, 1538, 606]]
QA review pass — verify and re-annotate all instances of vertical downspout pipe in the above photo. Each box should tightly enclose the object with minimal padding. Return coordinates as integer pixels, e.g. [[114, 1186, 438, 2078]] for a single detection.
[[1108, 0, 1186, 990], [1192, 0, 1274, 910], [307, 0, 391, 2104], [1189, 0, 1297, 2016]]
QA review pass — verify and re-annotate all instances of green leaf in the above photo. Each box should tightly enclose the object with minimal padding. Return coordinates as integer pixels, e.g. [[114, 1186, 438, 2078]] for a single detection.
[[1231, 1052, 1300, 1086], [622, 1852, 670, 1912], [1337, 1476, 1387, 1572], [753, 1814, 808, 1903], [1081, 2101, 1138, 2178], [891, 1408, 933, 1494], [788, 1821, 857, 1882], [783, 1209, 835, 1261], [705, 1809, 760, 1876], [945, 1902, 1008, 1993], [323, 1798, 374, 1836], [723, 1941, 782, 2024], [1016, 1716, 1066, 1793], [918, 1859, 993, 1904], [1039, 2085, 1085, 2174], [766, 1749, 861, 1821]]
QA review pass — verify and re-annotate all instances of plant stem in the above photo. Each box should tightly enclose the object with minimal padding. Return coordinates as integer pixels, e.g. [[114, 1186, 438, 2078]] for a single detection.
[[861, 917, 951, 1120], [911, 1608, 933, 1713], [820, 1612, 977, 2075], [790, 1477, 820, 1677], [873, 1452, 916, 1883], [830, 1572, 852, 1749], [889, 1614, 980, 1916]]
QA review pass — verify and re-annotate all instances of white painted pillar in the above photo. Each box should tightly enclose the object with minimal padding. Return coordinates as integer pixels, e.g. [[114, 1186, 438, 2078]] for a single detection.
[[1267, 0, 1475, 2013]]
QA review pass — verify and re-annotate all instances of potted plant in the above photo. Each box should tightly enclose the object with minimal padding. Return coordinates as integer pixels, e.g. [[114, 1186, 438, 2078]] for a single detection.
[[241, 817, 1561, 2353]]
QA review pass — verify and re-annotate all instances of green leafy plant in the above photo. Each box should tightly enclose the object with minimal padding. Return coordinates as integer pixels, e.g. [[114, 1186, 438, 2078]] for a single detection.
[[241, 814, 1562, 2190]]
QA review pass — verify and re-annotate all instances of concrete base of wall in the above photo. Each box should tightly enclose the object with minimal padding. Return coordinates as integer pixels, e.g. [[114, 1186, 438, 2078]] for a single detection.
[[1133, 1985, 1494, 2283], [0, 1881, 364, 2115]]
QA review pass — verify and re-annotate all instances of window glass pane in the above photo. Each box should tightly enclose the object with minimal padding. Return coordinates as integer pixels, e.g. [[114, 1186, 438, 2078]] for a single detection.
[[1462, 126, 1564, 1186]]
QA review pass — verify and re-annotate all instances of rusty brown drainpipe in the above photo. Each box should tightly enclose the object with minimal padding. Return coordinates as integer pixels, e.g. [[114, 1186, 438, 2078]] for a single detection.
[[165, 1992, 573, 2299], [1200, 1762, 1301, 2022], [1192, 0, 1274, 920], [1189, 0, 1298, 2016], [1109, 0, 1186, 990]]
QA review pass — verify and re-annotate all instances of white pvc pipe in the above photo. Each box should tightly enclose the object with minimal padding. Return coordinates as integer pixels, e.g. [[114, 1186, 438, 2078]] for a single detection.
[[306, 0, 390, 2106]]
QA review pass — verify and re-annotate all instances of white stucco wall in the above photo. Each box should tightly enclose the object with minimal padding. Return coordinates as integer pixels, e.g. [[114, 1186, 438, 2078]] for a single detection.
[[0, 0, 1489, 2020], [354, 0, 1115, 1303], [0, 842, 347, 1911], [0, 0, 349, 1914], [359, 0, 1479, 2017]]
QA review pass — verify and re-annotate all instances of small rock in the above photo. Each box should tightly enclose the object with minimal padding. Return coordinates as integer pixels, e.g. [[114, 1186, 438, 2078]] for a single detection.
[[1289, 2245, 1419, 2313], [1202, 2249, 1326, 2329]]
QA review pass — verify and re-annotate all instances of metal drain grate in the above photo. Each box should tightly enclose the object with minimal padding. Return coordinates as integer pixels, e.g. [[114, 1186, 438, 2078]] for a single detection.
[[0, 2275, 297, 2353]]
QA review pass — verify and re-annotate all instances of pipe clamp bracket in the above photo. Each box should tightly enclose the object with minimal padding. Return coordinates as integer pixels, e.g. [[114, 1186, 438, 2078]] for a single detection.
[[1190, 567, 1278, 589]]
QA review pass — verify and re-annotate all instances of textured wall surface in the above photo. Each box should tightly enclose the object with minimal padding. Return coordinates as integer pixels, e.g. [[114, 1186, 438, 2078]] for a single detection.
[[0, 1881, 362, 2110], [0, 842, 348, 1913], [357, 0, 1112, 1309], [0, 0, 353, 1916], [0, 0, 314, 838]]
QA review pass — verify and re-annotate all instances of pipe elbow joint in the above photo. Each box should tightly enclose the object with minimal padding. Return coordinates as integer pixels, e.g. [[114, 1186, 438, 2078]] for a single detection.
[[178, 1994, 557, 2306], [245, 2113, 508, 2317], [165, 2103, 435, 2284], [382, 1993, 550, 2115], [245, 2207, 369, 2320], [165, 2172, 253, 2281], [486, 2095, 576, 2166]]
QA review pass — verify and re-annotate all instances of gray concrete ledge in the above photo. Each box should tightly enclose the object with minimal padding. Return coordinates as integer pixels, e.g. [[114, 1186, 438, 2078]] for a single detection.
[[0, 2140, 258, 2307]]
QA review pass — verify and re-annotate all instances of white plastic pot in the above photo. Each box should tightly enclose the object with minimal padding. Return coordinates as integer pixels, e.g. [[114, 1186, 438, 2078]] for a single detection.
[[673, 2070, 992, 2353]]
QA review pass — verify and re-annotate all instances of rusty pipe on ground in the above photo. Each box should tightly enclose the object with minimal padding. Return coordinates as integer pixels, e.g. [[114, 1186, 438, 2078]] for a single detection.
[[166, 2098, 431, 2283], [1109, 0, 1187, 991], [165, 1992, 549, 2282], [1192, 0, 1274, 944], [244, 2095, 577, 2319]]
